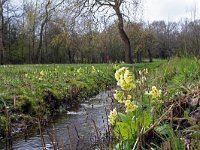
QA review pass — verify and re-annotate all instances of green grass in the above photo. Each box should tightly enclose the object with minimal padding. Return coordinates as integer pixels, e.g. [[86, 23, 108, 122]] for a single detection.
[[0, 64, 118, 138], [110, 57, 200, 149], [0, 61, 166, 139], [0, 64, 116, 112], [0, 61, 165, 110], [1, 57, 199, 149], [148, 57, 200, 99]]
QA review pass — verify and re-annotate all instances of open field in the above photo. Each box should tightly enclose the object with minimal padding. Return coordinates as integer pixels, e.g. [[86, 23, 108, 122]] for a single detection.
[[0, 61, 164, 110]]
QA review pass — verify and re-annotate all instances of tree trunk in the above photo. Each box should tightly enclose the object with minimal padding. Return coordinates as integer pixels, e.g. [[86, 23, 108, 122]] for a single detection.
[[68, 49, 75, 63], [0, 0, 4, 65], [44, 24, 48, 63], [147, 48, 153, 62], [113, 6, 133, 64], [35, 0, 51, 63], [136, 51, 142, 63], [35, 22, 45, 63], [0, 29, 3, 65], [68, 48, 72, 63]]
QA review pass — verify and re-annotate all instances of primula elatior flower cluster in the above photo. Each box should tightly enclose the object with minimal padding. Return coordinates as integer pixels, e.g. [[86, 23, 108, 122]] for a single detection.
[[113, 90, 132, 103], [147, 86, 162, 99], [108, 67, 138, 125], [40, 70, 45, 76], [115, 67, 135, 91], [124, 100, 137, 113], [108, 108, 118, 125], [38, 70, 45, 80]]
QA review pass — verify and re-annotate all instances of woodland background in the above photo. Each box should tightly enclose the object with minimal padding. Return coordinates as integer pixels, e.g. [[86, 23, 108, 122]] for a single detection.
[[0, 0, 200, 64]]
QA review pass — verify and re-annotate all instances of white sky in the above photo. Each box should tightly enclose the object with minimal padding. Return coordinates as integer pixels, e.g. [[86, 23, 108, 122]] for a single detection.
[[142, 0, 200, 22], [12, 0, 200, 23]]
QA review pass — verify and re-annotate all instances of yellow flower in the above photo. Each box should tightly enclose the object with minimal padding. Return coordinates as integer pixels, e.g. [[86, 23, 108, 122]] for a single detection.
[[40, 70, 45, 76], [147, 86, 162, 99], [117, 75, 125, 86], [113, 90, 125, 103], [127, 95, 132, 100], [115, 71, 120, 81], [121, 83, 135, 91], [115, 67, 126, 81], [92, 66, 96, 73], [92, 66, 95, 71], [108, 108, 118, 125], [124, 69, 133, 83], [125, 100, 137, 113], [113, 90, 132, 103], [77, 68, 82, 73], [115, 67, 135, 91]]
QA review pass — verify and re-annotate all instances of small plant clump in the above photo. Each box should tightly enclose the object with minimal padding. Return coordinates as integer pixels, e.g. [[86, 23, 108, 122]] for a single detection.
[[108, 66, 162, 149], [108, 57, 200, 149]]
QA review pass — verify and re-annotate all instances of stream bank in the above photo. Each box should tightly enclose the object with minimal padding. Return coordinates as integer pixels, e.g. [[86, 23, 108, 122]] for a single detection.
[[0, 89, 114, 150]]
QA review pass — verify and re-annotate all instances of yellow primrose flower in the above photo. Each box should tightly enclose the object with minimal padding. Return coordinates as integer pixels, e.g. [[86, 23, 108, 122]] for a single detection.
[[113, 90, 132, 103], [121, 83, 135, 91], [108, 108, 118, 125], [77, 68, 82, 73], [115, 71, 121, 81], [92, 66, 96, 73], [147, 86, 162, 99], [127, 95, 132, 100], [117, 75, 125, 86], [92, 66, 95, 71], [114, 67, 127, 81], [124, 69, 133, 83], [113, 90, 125, 103], [125, 100, 137, 113], [115, 67, 135, 91], [40, 70, 45, 76]]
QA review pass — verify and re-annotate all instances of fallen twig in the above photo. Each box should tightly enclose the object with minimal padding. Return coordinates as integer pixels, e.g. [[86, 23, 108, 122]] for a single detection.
[[144, 104, 174, 135]]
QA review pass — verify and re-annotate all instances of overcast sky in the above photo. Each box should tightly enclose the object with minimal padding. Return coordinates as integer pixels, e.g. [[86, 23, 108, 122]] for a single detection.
[[12, 0, 200, 23], [142, 0, 200, 22]]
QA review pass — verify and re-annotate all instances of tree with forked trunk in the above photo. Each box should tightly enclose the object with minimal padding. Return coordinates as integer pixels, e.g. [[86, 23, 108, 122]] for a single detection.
[[72, 0, 141, 63]]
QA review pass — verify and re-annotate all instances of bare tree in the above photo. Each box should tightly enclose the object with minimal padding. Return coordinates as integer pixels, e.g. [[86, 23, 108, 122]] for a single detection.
[[73, 0, 141, 63], [34, 0, 66, 63], [34, 0, 52, 63], [0, 0, 6, 64]]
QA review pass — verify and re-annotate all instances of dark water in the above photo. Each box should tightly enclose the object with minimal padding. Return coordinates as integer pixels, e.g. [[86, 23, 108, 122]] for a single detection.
[[1, 90, 113, 150]]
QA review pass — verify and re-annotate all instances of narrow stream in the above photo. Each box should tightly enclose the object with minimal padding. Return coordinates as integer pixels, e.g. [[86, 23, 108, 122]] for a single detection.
[[1, 90, 113, 150]]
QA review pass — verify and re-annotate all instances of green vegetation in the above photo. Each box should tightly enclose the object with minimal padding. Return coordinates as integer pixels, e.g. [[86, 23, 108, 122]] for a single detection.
[[0, 57, 199, 150], [0, 64, 117, 138], [109, 57, 200, 149], [149, 57, 200, 99], [0, 61, 164, 139], [0, 64, 117, 112]]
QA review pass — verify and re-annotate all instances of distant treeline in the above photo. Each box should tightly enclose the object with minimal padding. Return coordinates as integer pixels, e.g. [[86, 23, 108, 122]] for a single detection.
[[0, 0, 200, 64]]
